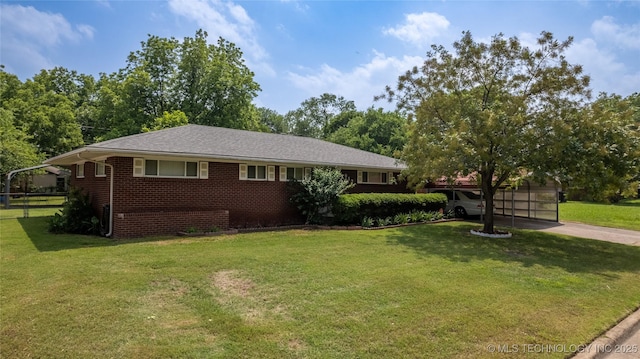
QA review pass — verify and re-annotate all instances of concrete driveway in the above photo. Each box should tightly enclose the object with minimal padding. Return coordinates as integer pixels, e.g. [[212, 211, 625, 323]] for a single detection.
[[485, 216, 640, 246]]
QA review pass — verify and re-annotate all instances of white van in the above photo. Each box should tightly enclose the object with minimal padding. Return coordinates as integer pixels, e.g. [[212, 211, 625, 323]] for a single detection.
[[430, 189, 492, 218]]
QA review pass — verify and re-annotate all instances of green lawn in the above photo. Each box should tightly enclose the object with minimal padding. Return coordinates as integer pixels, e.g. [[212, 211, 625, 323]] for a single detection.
[[560, 199, 640, 231], [1, 211, 640, 358]]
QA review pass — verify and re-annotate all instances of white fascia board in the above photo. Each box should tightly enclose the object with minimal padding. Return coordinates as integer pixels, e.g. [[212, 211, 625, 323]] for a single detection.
[[46, 146, 407, 171]]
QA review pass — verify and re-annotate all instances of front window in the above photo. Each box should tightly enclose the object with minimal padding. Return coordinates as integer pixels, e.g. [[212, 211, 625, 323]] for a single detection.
[[76, 163, 85, 178], [360, 171, 388, 184], [247, 165, 267, 180], [145, 160, 199, 178], [95, 161, 106, 177], [287, 167, 304, 180]]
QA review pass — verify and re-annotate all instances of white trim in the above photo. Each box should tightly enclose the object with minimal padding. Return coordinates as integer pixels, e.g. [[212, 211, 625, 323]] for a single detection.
[[45, 147, 406, 171]]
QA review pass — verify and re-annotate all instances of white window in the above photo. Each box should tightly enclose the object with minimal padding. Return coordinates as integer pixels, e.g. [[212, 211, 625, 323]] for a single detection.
[[133, 158, 206, 179], [247, 165, 267, 180], [95, 161, 106, 177], [240, 164, 273, 181], [357, 171, 390, 184], [286, 167, 304, 181], [76, 163, 85, 178]]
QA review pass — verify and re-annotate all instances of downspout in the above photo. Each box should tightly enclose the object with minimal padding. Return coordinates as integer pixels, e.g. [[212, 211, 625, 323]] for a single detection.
[[76, 155, 114, 237]]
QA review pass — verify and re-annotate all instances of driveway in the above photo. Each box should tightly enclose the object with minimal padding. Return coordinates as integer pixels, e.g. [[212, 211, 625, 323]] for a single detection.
[[485, 216, 640, 246]]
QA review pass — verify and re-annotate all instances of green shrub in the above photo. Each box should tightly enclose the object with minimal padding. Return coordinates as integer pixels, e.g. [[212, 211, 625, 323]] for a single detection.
[[375, 217, 392, 227], [361, 217, 374, 228], [289, 167, 355, 224], [333, 193, 447, 224], [409, 210, 426, 223], [48, 187, 100, 235], [393, 213, 409, 225]]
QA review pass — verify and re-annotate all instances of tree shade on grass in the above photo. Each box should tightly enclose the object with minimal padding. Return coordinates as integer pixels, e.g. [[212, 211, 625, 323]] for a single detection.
[[1, 214, 639, 358]]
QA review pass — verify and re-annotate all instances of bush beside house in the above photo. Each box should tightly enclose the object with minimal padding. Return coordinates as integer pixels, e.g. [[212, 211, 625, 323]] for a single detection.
[[332, 193, 448, 225]]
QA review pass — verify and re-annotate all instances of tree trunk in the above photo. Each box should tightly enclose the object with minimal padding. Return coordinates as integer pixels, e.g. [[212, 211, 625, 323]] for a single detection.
[[481, 172, 496, 233]]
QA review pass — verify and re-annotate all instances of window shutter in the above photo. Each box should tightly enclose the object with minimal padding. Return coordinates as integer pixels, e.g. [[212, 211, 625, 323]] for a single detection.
[[133, 158, 144, 177], [388, 172, 393, 185], [239, 164, 247, 180], [267, 165, 276, 181], [199, 162, 208, 179], [279, 166, 287, 181], [304, 167, 312, 179], [357, 171, 363, 184]]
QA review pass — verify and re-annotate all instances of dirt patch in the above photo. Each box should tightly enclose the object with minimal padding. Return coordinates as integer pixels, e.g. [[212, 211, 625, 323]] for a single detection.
[[210, 270, 287, 322], [211, 270, 255, 298]]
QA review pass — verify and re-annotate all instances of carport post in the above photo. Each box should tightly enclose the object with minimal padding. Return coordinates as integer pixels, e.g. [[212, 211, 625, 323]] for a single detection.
[[4, 164, 49, 209], [511, 188, 515, 228]]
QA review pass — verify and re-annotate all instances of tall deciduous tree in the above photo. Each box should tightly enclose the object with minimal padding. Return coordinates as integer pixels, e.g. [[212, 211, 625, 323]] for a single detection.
[[2, 70, 84, 157], [325, 107, 407, 157], [380, 31, 591, 234], [565, 93, 640, 201], [285, 93, 356, 138], [0, 108, 43, 178]]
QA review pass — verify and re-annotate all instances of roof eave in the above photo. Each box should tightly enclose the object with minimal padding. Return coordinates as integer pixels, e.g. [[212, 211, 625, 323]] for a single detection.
[[46, 147, 407, 171]]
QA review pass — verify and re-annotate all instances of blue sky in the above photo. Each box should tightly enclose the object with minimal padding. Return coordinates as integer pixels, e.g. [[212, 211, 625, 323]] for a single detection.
[[1, 0, 639, 114]]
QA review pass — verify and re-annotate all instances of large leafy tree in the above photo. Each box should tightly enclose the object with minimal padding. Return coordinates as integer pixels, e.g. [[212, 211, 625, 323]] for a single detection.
[[380, 31, 591, 234], [0, 108, 43, 178], [565, 93, 640, 201], [285, 93, 356, 138], [174, 31, 261, 129], [2, 69, 84, 157], [326, 107, 407, 157], [94, 30, 262, 140]]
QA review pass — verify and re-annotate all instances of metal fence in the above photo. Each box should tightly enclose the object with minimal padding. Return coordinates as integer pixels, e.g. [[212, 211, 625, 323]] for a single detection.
[[1, 192, 68, 218]]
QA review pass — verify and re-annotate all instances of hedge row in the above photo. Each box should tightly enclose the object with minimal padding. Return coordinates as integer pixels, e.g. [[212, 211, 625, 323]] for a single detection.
[[332, 193, 448, 225]]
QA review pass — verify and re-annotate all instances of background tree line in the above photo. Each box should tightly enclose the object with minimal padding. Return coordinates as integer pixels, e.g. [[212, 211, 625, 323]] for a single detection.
[[1, 29, 638, 205]]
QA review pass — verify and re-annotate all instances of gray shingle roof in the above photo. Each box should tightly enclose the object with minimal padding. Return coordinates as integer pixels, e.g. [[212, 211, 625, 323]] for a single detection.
[[47, 125, 405, 170]]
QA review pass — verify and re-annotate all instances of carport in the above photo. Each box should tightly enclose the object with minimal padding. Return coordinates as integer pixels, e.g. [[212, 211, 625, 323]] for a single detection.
[[494, 179, 560, 222], [427, 176, 560, 223]]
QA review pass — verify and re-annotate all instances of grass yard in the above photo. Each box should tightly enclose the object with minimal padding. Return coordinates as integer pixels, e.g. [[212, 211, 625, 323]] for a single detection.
[[1, 210, 640, 358], [560, 199, 640, 231]]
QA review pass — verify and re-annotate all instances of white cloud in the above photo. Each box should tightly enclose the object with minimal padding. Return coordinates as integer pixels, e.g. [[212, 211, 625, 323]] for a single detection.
[[0, 4, 94, 46], [383, 12, 450, 46], [591, 16, 640, 50], [566, 38, 640, 96], [286, 51, 424, 109], [0, 4, 94, 76], [168, 0, 273, 76]]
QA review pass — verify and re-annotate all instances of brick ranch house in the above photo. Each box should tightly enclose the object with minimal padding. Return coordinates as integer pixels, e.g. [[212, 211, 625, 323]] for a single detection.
[[45, 125, 408, 238]]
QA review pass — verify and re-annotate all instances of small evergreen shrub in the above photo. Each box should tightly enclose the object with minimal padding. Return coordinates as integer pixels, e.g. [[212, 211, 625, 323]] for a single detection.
[[48, 187, 100, 235], [333, 193, 447, 224]]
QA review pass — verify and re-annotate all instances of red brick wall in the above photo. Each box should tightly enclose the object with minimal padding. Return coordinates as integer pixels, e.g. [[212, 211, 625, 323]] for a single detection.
[[69, 157, 409, 238], [113, 210, 229, 238]]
